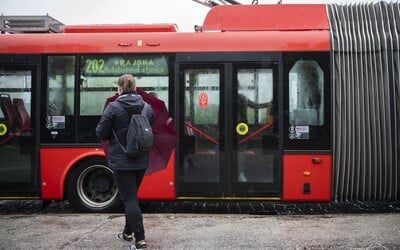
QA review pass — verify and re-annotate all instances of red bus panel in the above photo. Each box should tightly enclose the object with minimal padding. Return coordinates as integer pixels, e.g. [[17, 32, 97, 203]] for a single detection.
[[0, 30, 329, 54], [283, 154, 331, 201], [40, 148, 104, 199], [40, 148, 175, 200], [138, 150, 175, 200]]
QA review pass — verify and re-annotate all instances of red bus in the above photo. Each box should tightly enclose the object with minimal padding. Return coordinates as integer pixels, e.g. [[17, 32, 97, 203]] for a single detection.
[[0, 3, 399, 212]]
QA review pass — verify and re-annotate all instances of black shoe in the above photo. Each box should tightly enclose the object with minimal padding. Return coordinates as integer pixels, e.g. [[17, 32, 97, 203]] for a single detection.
[[129, 240, 147, 249], [117, 232, 133, 242]]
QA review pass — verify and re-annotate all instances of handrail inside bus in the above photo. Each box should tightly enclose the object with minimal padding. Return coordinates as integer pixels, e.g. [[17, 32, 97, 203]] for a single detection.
[[238, 121, 273, 145], [0, 124, 31, 145], [184, 122, 219, 145]]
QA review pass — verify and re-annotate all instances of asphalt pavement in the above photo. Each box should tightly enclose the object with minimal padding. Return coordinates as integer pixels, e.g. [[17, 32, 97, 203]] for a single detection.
[[0, 200, 400, 249]]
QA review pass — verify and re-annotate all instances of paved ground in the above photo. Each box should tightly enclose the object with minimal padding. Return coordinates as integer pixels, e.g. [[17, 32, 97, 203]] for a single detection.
[[0, 212, 399, 249], [2, 200, 400, 215], [1, 200, 400, 249]]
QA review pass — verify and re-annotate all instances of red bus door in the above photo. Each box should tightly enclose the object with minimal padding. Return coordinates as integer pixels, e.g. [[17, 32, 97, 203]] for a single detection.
[[0, 58, 40, 198], [177, 60, 281, 198]]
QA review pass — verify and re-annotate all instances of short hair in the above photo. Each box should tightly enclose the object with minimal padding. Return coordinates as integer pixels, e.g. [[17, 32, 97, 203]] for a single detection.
[[118, 74, 136, 93]]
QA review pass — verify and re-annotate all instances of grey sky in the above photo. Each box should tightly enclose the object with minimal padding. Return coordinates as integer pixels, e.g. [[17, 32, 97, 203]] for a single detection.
[[0, 0, 381, 32]]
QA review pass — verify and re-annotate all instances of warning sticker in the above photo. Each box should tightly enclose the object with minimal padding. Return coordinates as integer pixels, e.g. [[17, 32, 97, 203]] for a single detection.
[[289, 125, 309, 140], [198, 92, 208, 108]]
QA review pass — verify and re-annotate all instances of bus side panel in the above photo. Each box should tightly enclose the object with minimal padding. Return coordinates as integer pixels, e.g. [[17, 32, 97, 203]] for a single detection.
[[40, 147, 176, 200], [138, 150, 176, 200], [40, 148, 105, 200], [282, 154, 331, 201]]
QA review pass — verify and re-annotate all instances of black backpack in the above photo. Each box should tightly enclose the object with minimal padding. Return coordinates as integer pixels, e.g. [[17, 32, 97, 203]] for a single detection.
[[113, 103, 153, 158]]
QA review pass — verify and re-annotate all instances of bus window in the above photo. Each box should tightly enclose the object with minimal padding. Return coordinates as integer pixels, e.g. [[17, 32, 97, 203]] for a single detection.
[[237, 68, 274, 125], [46, 56, 75, 129], [288, 60, 323, 139], [183, 68, 220, 183], [0, 69, 32, 183], [185, 70, 219, 125], [283, 53, 330, 150], [80, 54, 169, 116], [236, 68, 276, 183], [80, 75, 169, 116], [42, 56, 76, 143], [78, 54, 169, 142]]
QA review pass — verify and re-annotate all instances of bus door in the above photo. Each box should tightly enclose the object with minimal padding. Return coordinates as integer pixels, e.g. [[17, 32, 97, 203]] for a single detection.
[[232, 64, 280, 196], [177, 61, 280, 198], [0, 56, 40, 197]]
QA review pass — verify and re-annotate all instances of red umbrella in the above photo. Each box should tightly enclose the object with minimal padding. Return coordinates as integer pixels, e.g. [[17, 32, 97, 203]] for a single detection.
[[136, 88, 177, 175]]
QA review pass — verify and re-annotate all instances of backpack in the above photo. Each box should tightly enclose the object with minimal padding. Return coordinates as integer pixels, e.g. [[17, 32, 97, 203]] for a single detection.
[[113, 104, 153, 158]]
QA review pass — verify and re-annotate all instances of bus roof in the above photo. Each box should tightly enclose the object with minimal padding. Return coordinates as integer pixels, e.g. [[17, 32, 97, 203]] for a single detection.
[[0, 4, 330, 53], [202, 4, 329, 32]]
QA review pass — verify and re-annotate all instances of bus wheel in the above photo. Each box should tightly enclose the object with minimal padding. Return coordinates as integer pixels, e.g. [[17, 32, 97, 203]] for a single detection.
[[65, 157, 122, 212]]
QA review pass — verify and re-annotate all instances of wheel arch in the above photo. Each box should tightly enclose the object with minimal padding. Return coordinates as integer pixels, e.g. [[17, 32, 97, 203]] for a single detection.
[[63, 151, 122, 212], [61, 151, 106, 199], [40, 148, 106, 200]]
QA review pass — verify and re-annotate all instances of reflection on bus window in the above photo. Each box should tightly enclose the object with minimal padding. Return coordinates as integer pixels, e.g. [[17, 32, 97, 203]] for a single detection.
[[237, 69, 274, 125], [289, 60, 324, 128], [46, 56, 75, 129]]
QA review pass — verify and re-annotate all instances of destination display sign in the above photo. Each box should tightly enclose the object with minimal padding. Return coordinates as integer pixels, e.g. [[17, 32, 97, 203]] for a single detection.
[[82, 55, 168, 76]]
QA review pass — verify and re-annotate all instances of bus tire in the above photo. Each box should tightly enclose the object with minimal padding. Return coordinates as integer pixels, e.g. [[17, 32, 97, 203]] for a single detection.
[[65, 157, 122, 213]]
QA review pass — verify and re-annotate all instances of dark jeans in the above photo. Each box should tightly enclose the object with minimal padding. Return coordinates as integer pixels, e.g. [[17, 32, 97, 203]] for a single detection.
[[114, 169, 146, 242]]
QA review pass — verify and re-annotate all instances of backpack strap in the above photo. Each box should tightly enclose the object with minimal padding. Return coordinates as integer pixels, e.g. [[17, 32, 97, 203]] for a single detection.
[[111, 101, 129, 153], [112, 128, 128, 154]]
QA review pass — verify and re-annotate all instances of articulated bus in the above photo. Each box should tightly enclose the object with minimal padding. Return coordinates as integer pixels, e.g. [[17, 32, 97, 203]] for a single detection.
[[0, 3, 399, 212]]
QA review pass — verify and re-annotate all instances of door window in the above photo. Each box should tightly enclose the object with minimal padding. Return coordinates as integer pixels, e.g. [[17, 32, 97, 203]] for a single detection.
[[182, 68, 220, 183], [235, 68, 278, 183], [0, 69, 32, 183], [43, 56, 76, 142]]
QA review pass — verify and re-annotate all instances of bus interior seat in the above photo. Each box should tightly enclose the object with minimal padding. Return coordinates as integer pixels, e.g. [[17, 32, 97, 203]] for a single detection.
[[13, 98, 31, 130], [0, 94, 19, 131], [266, 102, 273, 124]]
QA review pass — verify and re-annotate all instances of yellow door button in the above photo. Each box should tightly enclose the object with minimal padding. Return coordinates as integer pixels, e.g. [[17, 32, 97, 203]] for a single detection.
[[236, 123, 249, 135], [0, 123, 7, 136]]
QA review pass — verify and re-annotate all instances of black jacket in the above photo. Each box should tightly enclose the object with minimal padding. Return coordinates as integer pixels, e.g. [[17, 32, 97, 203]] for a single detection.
[[96, 93, 154, 171]]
